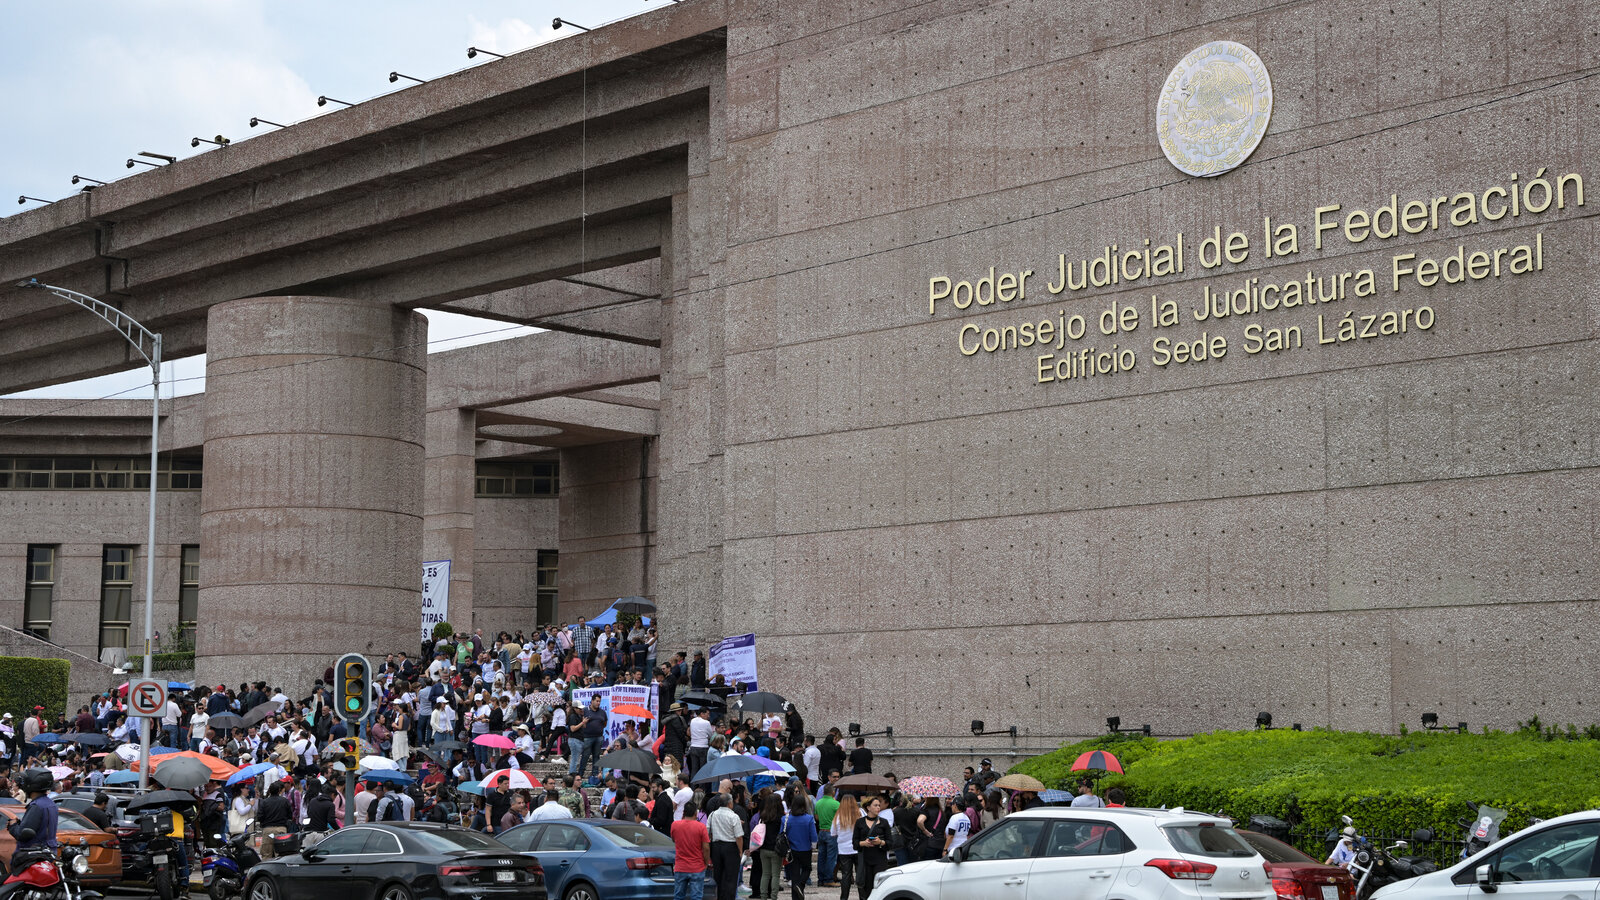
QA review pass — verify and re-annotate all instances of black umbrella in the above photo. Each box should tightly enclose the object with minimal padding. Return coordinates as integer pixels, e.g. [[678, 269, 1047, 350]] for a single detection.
[[431, 739, 467, 751], [66, 733, 108, 748], [240, 701, 281, 728], [680, 690, 725, 707], [151, 757, 213, 791], [612, 596, 656, 615], [595, 747, 660, 775], [731, 691, 787, 715], [125, 790, 199, 813], [207, 713, 245, 731]]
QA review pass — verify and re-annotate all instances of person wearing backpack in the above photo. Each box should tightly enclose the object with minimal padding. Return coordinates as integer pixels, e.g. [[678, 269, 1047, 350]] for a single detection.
[[781, 794, 819, 900]]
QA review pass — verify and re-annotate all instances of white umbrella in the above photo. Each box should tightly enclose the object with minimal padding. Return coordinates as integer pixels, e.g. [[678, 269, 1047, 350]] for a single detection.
[[359, 756, 398, 771], [114, 744, 141, 763]]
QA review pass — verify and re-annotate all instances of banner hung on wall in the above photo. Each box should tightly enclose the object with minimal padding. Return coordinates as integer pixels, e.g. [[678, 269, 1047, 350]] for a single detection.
[[708, 633, 758, 691], [421, 560, 451, 643]]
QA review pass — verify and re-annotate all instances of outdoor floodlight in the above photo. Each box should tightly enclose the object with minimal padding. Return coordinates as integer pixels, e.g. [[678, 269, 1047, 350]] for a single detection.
[[127, 158, 164, 169], [1421, 712, 1438, 728], [318, 96, 354, 108], [552, 17, 591, 31], [1256, 711, 1273, 729], [389, 72, 426, 84], [17, 196, 49, 205], [971, 720, 984, 736], [71, 176, 106, 186], [467, 47, 506, 60], [250, 117, 285, 129], [848, 723, 861, 736], [1106, 716, 1120, 733], [191, 136, 230, 148]]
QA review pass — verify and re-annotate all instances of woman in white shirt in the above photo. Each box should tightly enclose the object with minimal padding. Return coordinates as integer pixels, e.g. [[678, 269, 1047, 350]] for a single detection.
[[831, 794, 862, 900]]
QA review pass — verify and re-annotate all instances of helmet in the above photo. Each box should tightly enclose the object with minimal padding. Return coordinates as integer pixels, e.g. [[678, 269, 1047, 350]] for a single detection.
[[18, 768, 53, 795]]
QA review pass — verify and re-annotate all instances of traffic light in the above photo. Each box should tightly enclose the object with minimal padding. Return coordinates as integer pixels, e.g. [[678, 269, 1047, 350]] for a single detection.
[[336, 653, 369, 722], [338, 738, 359, 770]]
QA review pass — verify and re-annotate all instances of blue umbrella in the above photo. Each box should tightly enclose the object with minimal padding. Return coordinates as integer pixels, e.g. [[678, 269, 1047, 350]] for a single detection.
[[360, 769, 415, 786], [689, 754, 769, 785], [104, 770, 141, 785], [149, 746, 181, 756], [167, 682, 192, 691], [457, 780, 484, 796], [29, 733, 64, 745], [225, 762, 277, 787], [1039, 789, 1074, 804]]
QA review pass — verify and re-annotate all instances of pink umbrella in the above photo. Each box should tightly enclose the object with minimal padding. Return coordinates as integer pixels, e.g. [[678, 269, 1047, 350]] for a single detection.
[[473, 734, 515, 750], [481, 769, 541, 790]]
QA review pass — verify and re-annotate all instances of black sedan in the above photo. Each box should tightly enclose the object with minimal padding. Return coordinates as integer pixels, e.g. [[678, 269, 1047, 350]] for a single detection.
[[244, 823, 546, 900]]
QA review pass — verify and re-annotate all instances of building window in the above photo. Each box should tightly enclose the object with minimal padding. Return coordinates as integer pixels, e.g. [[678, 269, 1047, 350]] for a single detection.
[[476, 460, 558, 497], [23, 545, 55, 640], [100, 545, 135, 653], [536, 550, 558, 625], [178, 545, 199, 641], [0, 456, 201, 491]]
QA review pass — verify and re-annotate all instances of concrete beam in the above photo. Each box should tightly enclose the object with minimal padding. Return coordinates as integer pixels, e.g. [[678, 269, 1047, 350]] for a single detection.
[[535, 299, 661, 345], [484, 396, 658, 436], [439, 259, 660, 322], [428, 331, 659, 411]]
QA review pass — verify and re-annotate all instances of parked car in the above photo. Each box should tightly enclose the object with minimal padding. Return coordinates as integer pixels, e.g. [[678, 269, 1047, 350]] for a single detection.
[[1238, 828, 1356, 900], [497, 819, 715, 900], [242, 822, 545, 900], [869, 807, 1275, 900], [1372, 810, 1600, 900], [0, 804, 123, 886]]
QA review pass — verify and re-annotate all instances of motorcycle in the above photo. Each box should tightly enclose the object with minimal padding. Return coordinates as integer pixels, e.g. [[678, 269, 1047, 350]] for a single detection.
[[0, 831, 99, 900], [128, 811, 182, 900], [1337, 817, 1440, 900], [1457, 803, 1508, 859], [200, 828, 260, 900]]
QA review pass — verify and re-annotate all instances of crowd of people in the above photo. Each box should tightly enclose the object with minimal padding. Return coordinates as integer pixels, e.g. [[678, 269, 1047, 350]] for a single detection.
[[0, 616, 1095, 900]]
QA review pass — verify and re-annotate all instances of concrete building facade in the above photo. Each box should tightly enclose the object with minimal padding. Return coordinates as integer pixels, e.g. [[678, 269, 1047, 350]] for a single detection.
[[0, 0, 1596, 752]]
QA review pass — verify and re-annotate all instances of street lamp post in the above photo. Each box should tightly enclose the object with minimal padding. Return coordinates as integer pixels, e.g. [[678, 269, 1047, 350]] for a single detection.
[[15, 279, 162, 790]]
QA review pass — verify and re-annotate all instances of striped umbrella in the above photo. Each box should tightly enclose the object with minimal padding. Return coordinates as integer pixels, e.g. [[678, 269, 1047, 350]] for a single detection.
[[898, 776, 960, 798], [1071, 750, 1124, 774]]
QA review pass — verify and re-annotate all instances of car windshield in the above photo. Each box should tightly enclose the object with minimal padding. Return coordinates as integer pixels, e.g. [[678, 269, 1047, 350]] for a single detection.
[[595, 823, 675, 848], [57, 811, 101, 832], [404, 829, 514, 854], [1163, 823, 1256, 857], [1240, 831, 1318, 864]]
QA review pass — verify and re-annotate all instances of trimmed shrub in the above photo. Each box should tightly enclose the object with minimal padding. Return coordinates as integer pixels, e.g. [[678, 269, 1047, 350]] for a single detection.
[[126, 652, 195, 672], [431, 621, 455, 641], [1011, 728, 1600, 840], [0, 656, 70, 722]]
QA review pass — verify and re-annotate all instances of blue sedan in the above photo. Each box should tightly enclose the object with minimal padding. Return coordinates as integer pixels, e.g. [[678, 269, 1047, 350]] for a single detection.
[[496, 819, 717, 900]]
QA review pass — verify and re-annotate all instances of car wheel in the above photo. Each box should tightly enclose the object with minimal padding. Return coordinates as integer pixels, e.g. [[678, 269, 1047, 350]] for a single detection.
[[379, 884, 414, 900], [563, 883, 597, 900], [248, 876, 278, 900]]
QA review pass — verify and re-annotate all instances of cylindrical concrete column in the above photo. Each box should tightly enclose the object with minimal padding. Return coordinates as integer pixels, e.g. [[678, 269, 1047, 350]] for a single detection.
[[197, 296, 426, 691]]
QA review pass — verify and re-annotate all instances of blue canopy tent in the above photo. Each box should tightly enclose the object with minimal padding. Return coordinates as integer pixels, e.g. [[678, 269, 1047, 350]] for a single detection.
[[583, 600, 653, 628]]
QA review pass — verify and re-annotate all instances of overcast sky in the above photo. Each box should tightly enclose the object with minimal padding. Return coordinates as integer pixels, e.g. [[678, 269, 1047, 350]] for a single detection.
[[1, 0, 662, 400]]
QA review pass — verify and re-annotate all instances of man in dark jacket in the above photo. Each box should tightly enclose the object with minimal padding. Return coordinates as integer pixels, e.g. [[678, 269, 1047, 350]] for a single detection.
[[305, 784, 337, 832], [648, 779, 675, 833], [661, 704, 690, 764]]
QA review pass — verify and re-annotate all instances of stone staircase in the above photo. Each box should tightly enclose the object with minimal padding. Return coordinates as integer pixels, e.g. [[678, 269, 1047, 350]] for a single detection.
[[523, 759, 608, 813]]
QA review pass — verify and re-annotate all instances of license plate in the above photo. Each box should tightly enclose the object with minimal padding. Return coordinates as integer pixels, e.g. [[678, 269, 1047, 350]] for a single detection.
[[1321, 886, 1338, 900], [152, 854, 169, 864], [495, 872, 514, 883]]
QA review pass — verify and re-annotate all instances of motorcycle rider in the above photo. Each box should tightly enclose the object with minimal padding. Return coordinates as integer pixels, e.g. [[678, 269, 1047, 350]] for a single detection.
[[7, 768, 59, 867], [1326, 827, 1357, 869]]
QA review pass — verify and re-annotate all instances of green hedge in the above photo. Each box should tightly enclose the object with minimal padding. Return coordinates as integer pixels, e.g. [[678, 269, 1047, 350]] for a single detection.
[[126, 651, 194, 671], [1010, 727, 1600, 840], [0, 656, 70, 722]]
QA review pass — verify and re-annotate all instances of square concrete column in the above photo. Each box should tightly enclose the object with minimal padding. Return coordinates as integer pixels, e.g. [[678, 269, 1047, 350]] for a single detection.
[[197, 296, 426, 691], [424, 408, 476, 634]]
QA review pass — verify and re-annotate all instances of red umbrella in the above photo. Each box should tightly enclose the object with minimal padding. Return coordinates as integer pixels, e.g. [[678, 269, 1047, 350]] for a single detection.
[[1071, 750, 1124, 774]]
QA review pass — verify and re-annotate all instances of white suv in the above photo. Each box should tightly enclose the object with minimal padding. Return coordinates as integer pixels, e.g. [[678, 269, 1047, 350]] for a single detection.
[[1373, 810, 1600, 900], [868, 807, 1274, 900]]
